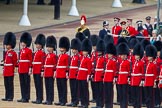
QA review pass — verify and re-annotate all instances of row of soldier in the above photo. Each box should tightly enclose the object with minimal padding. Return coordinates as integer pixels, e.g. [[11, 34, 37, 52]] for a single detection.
[[2, 30, 162, 108]]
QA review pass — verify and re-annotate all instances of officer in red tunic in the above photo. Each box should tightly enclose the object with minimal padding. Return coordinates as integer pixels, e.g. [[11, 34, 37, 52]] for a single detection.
[[91, 40, 105, 108], [54, 37, 70, 106], [1, 32, 17, 101], [90, 34, 99, 103], [144, 45, 157, 108], [66, 38, 81, 107], [112, 17, 122, 45], [103, 43, 117, 108], [31, 34, 46, 104], [158, 49, 162, 106], [153, 41, 162, 107], [117, 42, 130, 108], [130, 43, 144, 108], [126, 19, 137, 37], [17, 32, 32, 103], [77, 39, 92, 108], [42, 36, 57, 105]]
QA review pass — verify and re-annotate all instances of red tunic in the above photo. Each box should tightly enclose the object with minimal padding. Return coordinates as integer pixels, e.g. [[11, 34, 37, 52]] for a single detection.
[[32, 49, 46, 74], [158, 65, 162, 88], [77, 56, 92, 80], [117, 60, 130, 84], [69, 54, 81, 79], [112, 25, 122, 45], [103, 58, 117, 82], [18, 47, 32, 74], [3, 50, 17, 76], [91, 51, 98, 74], [56, 53, 69, 78], [126, 26, 136, 36], [144, 61, 157, 87], [130, 60, 144, 86], [94, 56, 105, 82], [44, 52, 57, 77]]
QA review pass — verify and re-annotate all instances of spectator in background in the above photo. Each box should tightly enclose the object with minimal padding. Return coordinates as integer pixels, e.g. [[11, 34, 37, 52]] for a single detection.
[[150, 29, 161, 44], [99, 21, 110, 40]]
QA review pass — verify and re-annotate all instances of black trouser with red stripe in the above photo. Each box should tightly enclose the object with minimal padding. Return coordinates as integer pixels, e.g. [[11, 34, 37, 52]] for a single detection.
[[69, 79, 79, 104], [78, 80, 89, 107], [45, 77, 54, 102], [19, 73, 30, 100], [131, 86, 142, 108], [104, 82, 113, 108], [4, 76, 14, 100], [33, 74, 43, 101], [118, 84, 128, 108], [56, 78, 67, 104], [144, 86, 154, 108]]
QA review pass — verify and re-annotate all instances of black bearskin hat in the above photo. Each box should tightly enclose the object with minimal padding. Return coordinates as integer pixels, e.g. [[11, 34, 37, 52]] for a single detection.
[[145, 45, 157, 58], [140, 39, 150, 51], [75, 32, 85, 42], [20, 32, 32, 47], [71, 38, 81, 51], [81, 38, 92, 54], [59, 36, 70, 51], [133, 43, 144, 59], [104, 34, 114, 46], [3, 32, 16, 49], [117, 42, 129, 55], [34, 34, 46, 47], [129, 37, 139, 49], [117, 37, 128, 45], [46, 35, 57, 51], [90, 34, 99, 46], [106, 43, 116, 55], [96, 39, 105, 53], [153, 41, 162, 51]]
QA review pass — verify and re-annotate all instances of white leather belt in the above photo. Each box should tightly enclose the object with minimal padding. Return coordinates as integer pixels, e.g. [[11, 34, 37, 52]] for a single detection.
[[118, 71, 129, 74], [159, 76, 162, 78], [4, 64, 13, 66], [69, 66, 78, 69], [131, 73, 142, 76], [32, 62, 41, 64], [95, 68, 104, 71], [19, 60, 30, 62], [145, 74, 154, 76], [56, 66, 67, 68], [105, 70, 113, 72], [79, 68, 88, 71], [44, 65, 54, 68]]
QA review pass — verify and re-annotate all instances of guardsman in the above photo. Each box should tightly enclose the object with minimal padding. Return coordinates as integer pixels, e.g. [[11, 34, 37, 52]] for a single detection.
[[144, 45, 157, 108], [112, 17, 122, 45], [1, 32, 17, 101], [153, 41, 162, 107], [54, 37, 70, 106], [130, 43, 144, 108], [103, 43, 117, 108], [90, 34, 99, 103], [31, 34, 46, 104], [158, 49, 162, 106], [76, 15, 91, 39], [117, 42, 130, 108], [42, 36, 57, 105], [91, 40, 105, 108], [143, 16, 153, 37], [17, 32, 32, 103], [66, 38, 81, 107], [99, 21, 110, 40], [126, 19, 136, 36], [77, 39, 92, 108]]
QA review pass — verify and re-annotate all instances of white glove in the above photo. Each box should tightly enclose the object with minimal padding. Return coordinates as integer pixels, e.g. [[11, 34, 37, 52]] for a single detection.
[[127, 78, 130, 84], [153, 81, 157, 88], [66, 73, 69, 79], [139, 80, 144, 87], [41, 72, 44, 77], [113, 78, 117, 84], [87, 75, 90, 82]]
